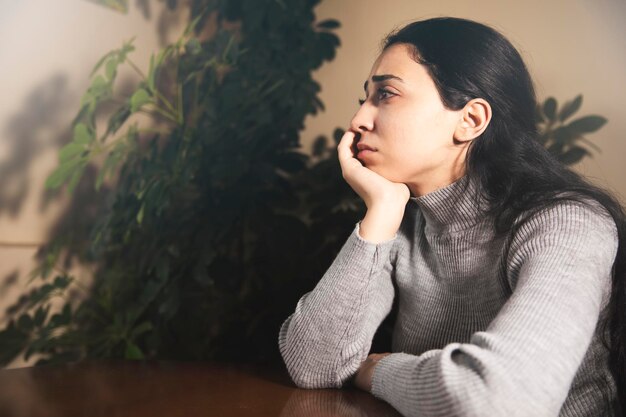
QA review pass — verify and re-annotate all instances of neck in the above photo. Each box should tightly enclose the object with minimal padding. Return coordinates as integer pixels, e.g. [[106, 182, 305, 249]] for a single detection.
[[411, 175, 487, 234], [408, 170, 467, 197], [408, 176, 463, 197], [407, 155, 468, 197]]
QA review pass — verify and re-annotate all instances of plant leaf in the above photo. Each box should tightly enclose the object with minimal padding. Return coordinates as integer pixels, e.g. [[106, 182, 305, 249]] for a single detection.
[[117, 37, 136, 63], [124, 342, 145, 360], [90, 75, 110, 97], [130, 89, 151, 112], [90, 50, 117, 77], [45, 158, 84, 189], [67, 164, 86, 194], [105, 104, 131, 137], [130, 322, 153, 339], [105, 57, 118, 81], [96, 145, 125, 190], [59, 143, 86, 162], [136, 203, 145, 224], [73, 123, 93, 144]]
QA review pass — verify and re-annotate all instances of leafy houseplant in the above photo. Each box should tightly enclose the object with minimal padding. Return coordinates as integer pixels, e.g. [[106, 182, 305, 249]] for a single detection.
[[0, 0, 607, 366], [0, 0, 349, 365]]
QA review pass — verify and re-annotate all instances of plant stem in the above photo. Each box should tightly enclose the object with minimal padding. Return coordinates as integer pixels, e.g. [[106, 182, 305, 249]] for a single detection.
[[128, 58, 179, 118], [155, 90, 179, 116], [177, 85, 184, 124], [126, 58, 147, 80], [96, 127, 170, 155], [141, 107, 178, 124]]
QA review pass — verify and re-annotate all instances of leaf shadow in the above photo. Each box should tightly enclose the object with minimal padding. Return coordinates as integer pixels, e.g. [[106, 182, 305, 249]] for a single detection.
[[0, 74, 74, 217], [0, 270, 19, 303]]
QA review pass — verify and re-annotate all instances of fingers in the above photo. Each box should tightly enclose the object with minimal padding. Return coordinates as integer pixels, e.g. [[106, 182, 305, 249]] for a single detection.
[[337, 130, 357, 163], [367, 352, 391, 362]]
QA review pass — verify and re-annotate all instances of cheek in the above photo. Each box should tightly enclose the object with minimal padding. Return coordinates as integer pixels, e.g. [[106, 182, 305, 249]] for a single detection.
[[383, 102, 434, 134], [433, 109, 459, 139], [378, 108, 418, 144]]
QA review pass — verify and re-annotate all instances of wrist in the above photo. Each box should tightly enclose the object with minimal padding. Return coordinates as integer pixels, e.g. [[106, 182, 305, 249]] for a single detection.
[[359, 204, 405, 243]]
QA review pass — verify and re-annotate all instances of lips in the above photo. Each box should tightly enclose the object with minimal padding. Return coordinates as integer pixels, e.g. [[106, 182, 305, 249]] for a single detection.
[[356, 143, 376, 152], [356, 142, 377, 162]]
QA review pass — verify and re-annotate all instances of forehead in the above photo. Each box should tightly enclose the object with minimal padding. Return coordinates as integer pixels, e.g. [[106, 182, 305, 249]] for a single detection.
[[368, 43, 429, 83]]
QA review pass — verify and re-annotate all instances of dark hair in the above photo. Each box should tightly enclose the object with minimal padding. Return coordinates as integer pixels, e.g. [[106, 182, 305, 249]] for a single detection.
[[384, 17, 625, 415]]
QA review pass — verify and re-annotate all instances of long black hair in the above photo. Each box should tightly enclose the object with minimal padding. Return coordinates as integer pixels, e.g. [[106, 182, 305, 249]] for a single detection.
[[384, 17, 625, 415]]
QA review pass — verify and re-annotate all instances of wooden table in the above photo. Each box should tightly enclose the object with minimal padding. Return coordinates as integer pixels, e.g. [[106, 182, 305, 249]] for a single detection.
[[0, 360, 403, 417]]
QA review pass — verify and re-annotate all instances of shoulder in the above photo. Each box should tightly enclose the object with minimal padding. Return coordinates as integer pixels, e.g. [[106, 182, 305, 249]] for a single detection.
[[506, 198, 618, 290], [512, 198, 617, 246]]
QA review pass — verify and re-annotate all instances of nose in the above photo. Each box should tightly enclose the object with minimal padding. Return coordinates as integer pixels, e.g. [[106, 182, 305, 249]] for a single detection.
[[349, 102, 375, 134]]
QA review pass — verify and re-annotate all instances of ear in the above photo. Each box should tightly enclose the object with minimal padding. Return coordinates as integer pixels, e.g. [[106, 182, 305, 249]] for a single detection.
[[453, 98, 492, 143]]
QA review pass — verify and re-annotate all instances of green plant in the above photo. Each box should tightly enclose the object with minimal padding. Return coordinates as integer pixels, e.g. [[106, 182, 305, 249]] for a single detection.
[[0, 1, 608, 366], [1, 0, 348, 366]]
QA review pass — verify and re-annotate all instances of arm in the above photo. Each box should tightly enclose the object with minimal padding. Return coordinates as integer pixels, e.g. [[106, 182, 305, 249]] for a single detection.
[[278, 223, 396, 388], [279, 131, 410, 388], [370, 201, 618, 417]]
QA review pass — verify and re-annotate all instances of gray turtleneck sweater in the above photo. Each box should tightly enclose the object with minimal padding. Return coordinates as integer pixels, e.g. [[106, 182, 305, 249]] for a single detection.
[[278, 177, 618, 417]]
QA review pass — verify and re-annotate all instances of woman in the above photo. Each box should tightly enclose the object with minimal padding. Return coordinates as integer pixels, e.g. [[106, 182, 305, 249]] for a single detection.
[[278, 17, 625, 417]]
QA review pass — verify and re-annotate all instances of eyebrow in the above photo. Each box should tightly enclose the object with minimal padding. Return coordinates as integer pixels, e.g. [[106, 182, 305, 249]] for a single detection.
[[363, 74, 404, 92]]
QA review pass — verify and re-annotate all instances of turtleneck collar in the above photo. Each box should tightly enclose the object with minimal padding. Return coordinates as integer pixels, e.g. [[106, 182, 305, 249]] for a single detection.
[[410, 176, 488, 235]]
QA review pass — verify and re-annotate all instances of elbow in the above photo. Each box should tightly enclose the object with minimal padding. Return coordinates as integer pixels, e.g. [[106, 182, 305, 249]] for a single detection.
[[289, 369, 339, 389], [278, 316, 345, 389], [280, 346, 343, 389]]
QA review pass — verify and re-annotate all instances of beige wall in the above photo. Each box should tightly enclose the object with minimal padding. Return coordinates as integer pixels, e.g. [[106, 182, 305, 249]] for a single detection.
[[305, 0, 626, 202], [0, 0, 624, 366]]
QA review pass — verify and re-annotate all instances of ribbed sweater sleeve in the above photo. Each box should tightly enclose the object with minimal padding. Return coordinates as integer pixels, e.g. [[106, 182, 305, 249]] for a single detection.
[[279, 223, 397, 389], [371, 201, 618, 417]]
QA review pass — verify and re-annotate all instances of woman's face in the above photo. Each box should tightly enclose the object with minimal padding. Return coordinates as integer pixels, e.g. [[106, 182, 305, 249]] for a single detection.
[[350, 43, 468, 196]]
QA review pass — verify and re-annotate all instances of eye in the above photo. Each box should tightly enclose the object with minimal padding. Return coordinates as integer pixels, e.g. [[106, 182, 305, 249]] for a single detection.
[[358, 88, 395, 106], [376, 88, 395, 101]]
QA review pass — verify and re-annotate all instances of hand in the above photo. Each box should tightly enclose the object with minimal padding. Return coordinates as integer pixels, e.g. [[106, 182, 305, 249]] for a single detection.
[[353, 352, 391, 393], [338, 131, 410, 243], [337, 131, 410, 210]]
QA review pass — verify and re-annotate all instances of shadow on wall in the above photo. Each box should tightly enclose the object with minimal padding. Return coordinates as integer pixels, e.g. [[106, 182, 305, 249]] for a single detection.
[[1, 166, 112, 326], [0, 272, 19, 305], [44, 165, 113, 268], [134, 0, 188, 47], [0, 74, 73, 217]]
